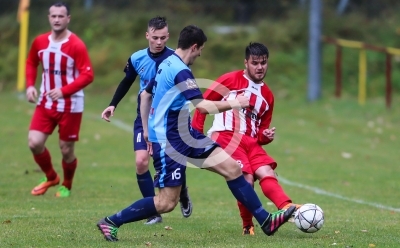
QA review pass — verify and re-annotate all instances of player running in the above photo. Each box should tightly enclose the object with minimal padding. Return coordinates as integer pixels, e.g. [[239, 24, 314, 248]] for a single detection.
[[192, 42, 301, 235], [26, 2, 94, 198], [96, 25, 296, 242], [100, 16, 192, 224]]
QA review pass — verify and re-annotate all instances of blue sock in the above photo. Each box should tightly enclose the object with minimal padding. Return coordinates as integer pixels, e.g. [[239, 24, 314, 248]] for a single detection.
[[137, 170, 155, 197], [181, 176, 186, 190], [227, 175, 270, 225], [108, 197, 157, 227]]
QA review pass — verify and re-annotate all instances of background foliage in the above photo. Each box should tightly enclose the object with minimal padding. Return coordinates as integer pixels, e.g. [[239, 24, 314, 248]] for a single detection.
[[1, 0, 400, 99]]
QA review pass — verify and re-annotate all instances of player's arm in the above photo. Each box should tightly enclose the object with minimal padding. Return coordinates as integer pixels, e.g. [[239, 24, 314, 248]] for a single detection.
[[26, 38, 40, 88], [101, 58, 138, 122], [257, 95, 275, 145], [60, 41, 94, 97], [140, 80, 154, 142], [108, 58, 138, 108], [192, 78, 228, 133], [176, 70, 248, 114], [25, 38, 40, 103]]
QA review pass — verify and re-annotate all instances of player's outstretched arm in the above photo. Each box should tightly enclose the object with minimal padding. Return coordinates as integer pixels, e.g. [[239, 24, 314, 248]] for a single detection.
[[193, 94, 249, 114]]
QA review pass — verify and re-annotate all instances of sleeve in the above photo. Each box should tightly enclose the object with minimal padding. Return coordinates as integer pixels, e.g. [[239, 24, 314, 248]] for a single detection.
[[25, 38, 40, 88], [144, 78, 155, 94], [108, 58, 138, 107], [191, 75, 229, 133], [108, 76, 135, 107], [60, 41, 94, 97], [257, 93, 274, 145], [123, 57, 138, 80], [174, 69, 203, 100]]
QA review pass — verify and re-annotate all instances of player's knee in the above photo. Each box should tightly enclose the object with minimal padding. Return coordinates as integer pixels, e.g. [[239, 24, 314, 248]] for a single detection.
[[243, 173, 254, 186], [255, 165, 275, 179], [59, 142, 74, 159], [219, 159, 242, 180], [136, 157, 149, 174], [28, 136, 44, 154], [155, 197, 178, 213]]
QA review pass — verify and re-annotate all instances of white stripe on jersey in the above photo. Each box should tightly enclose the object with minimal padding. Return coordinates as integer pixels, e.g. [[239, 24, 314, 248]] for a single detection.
[[207, 75, 270, 138], [36, 36, 85, 113]]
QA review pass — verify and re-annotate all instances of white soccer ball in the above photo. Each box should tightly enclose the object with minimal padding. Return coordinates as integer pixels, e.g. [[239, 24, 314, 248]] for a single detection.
[[294, 203, 324, 233]]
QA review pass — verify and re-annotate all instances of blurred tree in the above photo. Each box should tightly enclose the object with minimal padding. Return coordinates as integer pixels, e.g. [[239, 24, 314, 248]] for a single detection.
[[233, 0, 255, 24], [336, 0, 349, 15]]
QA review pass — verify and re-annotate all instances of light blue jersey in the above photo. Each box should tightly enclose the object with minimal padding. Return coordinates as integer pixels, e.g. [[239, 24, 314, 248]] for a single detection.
[[146, 53, 203, 143], [145, 53, 218, 188], [125, 47, 174, 94]]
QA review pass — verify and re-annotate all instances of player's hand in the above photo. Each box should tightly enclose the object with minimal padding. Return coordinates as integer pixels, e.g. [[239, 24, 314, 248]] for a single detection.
[[262, 127, 276, 140], [26, 86, 37, 103], [143, 131, 153, 155], [235, 93, 250, 108], [146, 141, 153, 156], [101, 106, 115, 122], [45, 88, 63, 101]]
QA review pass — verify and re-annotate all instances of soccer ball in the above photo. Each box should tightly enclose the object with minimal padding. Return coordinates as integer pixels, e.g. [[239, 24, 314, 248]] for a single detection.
[[294, 203, 324, 233]]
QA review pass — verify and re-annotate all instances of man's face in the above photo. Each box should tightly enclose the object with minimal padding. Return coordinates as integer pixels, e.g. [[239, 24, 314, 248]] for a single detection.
[[244, 55, 268, 83], [188, 44, 204, 66], [48, 6, 70, 33], [146, 27, 169, 53]]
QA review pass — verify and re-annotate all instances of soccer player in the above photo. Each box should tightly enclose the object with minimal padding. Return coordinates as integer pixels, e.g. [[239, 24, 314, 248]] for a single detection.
[[96, 25, 296, 242], [192, 42, 301, 235], [26, 2, 94, 198], [100, 16, 192, 225]]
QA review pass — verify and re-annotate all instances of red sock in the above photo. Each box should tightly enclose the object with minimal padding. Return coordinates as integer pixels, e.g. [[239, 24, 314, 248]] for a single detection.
[[33, 148, 57, 181], [237, 201, 254, 228], [62, 158, 77, 190], [259, 176, 292, 209]]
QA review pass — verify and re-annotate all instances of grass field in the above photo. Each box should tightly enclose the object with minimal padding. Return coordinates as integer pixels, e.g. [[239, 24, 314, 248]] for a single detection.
[[1, 91, 399, 248]]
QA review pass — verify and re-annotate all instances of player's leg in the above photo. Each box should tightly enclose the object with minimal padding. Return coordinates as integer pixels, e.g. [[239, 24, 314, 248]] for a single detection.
[[134, 120, 192, 219], [251, 145, 302, 212], [201, 146, 296, 236], [211, 132, 254, 234], [133, 122, 154, 198], [56, 111, 82, 197], [97, 186, 181, 242], [238, 173, 255, 235], [97, 142, 184, 241], [178, 178, 192, 218], [133, 122, 162, 224], [29, 106, 59, 195]]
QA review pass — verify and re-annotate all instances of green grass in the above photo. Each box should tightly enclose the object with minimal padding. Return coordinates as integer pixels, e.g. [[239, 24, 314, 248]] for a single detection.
[[1, 91, 400, 247]]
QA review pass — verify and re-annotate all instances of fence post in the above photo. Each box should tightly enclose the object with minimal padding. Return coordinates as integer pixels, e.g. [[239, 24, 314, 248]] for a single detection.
[[335, 45, 342, 97], [385, 53, 392, 108], [358, 49, 367, 105]]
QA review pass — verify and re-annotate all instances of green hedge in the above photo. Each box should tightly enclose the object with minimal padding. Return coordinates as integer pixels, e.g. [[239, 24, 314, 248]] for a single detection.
[[1, 5, 399, 99]]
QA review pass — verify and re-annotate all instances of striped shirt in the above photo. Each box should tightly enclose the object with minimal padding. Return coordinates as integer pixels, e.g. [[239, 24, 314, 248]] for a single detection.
[[26, 32, 93, 113], [192, 70, 274, 145]]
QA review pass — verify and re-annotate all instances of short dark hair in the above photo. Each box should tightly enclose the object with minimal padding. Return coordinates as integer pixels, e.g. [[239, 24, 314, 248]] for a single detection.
[[177, 25, 207, 50], [51, 2, 70, 15], [245, 42, 269, 60], [148, 16, 168, 31]]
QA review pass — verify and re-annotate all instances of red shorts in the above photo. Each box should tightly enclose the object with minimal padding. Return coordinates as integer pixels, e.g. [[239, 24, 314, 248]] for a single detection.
[[29, 106, 82, 141], [211, 131, 277, 175]]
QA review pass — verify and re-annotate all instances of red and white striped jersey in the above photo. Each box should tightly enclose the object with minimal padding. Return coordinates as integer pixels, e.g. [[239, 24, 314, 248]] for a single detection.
[[192, 70, 274, 145], [26, 32, 94, 113]]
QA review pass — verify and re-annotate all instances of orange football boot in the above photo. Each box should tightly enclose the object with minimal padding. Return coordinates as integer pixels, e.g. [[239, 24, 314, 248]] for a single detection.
[[31, 175, 60, 195]]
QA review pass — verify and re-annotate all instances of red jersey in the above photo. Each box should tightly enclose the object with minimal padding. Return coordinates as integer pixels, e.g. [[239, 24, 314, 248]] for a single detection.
[[26, 32, 94, 113], [192, 70, 274, 145]]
